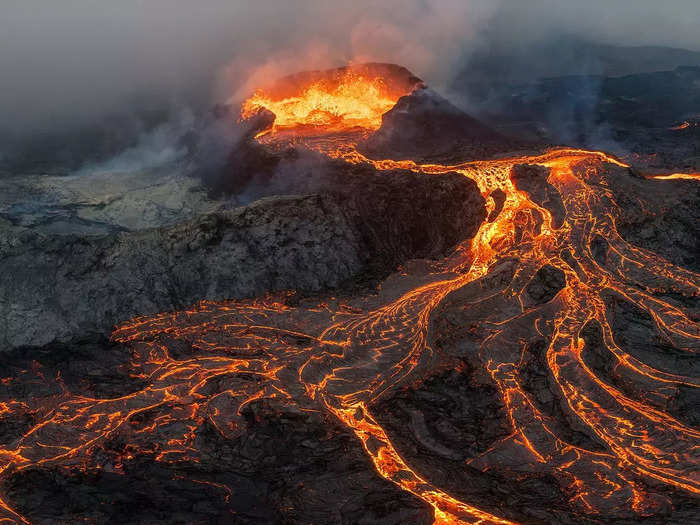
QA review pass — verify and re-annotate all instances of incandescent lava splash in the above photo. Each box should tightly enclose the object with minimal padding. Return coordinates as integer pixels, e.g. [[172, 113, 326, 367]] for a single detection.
[[241, 63, 423, 136], [0, 64, 698, 524]]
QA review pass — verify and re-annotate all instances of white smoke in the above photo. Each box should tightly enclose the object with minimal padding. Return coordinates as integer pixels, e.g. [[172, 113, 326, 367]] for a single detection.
[[1, 0, 698, 166], [76, 108, 195, 175]]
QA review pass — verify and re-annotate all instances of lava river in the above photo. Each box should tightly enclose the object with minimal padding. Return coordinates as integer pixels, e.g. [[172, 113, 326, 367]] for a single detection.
[[0, 66, 698, 524]]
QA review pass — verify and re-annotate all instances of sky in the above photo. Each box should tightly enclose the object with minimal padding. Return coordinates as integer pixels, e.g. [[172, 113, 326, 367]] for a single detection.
[[1, 0, 699, 136]]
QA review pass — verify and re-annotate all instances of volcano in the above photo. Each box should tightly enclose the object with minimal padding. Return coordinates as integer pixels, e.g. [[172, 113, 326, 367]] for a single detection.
[[239, 62, 521, 162], [0, 64, 698, 524]]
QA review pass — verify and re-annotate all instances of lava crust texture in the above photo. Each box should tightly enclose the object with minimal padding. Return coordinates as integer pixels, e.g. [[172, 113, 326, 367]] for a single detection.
[[0, 65, 698, 524]]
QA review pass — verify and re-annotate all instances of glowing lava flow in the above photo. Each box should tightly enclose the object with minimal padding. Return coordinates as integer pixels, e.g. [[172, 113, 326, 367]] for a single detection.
[[648, 172, 700, 181], [0, 77, 698, 523]]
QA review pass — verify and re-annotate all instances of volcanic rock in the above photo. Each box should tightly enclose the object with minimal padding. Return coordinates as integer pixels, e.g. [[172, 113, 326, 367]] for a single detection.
[[465, 66, 700, 171], [359, 88, 523, 162], [510, 163, 566, 228], [0, 168, 484, 351], [589, 163, 700, 271]]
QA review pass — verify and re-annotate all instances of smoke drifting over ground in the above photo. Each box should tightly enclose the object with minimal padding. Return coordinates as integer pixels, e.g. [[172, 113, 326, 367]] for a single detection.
[[0, 1, 496, 138], [3, 0, 699, 139]]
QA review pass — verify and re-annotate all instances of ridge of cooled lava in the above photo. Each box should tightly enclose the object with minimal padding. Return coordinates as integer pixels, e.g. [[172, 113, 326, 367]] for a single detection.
[[0, 64, 698, 524]]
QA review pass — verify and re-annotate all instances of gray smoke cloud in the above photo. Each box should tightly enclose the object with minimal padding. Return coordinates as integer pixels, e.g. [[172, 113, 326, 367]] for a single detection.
[[1, 0, 698, 137], [484, 0, 700, 52]]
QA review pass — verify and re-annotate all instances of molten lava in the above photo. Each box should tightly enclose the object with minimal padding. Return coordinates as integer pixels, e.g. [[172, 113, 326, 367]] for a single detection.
[[240, 63, 422, 135], [1, 65, 698, 524], [242, 74, 396, 132]]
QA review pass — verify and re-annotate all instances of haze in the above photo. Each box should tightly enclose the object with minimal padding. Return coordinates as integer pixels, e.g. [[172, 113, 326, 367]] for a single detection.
[[1, 0, 699, 136]]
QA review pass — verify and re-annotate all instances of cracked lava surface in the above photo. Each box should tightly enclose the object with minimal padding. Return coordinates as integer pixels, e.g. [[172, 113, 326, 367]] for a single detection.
[[1, 66, 698, 524]]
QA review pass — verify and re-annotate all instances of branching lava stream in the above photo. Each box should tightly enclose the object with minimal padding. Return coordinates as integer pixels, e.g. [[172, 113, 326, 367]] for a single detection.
[[0, 68, 698, 524]]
